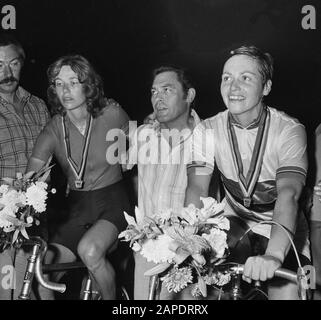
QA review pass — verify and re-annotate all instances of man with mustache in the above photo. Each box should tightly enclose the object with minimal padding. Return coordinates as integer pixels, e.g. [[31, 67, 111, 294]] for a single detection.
[[125, 66, 201, 299], [0, 32, 50, 299]]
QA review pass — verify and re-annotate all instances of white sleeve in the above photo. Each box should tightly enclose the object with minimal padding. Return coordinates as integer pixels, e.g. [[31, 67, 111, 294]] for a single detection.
[[187, 121, 215, 175]]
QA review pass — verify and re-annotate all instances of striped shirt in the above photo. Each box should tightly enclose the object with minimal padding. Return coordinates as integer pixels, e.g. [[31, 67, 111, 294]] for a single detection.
[[188, 106, 310, 257], [0, 87, 50, 179], [128, 109, 201, 218]]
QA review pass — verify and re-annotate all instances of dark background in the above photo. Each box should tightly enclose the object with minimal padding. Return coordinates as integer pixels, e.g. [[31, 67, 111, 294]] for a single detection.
[[3, 0, 321, 181]]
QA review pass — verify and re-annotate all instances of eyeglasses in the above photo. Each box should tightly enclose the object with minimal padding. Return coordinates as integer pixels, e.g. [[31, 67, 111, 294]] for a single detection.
[[0, 59, 22, 73]]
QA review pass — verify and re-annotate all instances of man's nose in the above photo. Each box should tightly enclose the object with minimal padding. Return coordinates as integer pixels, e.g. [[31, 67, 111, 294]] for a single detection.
[[153, 90, 164, 102], [3, 64, 13, 77]]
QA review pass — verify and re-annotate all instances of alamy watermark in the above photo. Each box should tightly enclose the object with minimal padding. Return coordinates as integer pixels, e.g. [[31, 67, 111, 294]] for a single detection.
[[0, 5, 318, 31], [301, 5, 317, 29], [1, 5, 15, 29], [104, 121, 214, 168], [300, 265, 316, 290], [1, 265, 16, 290]]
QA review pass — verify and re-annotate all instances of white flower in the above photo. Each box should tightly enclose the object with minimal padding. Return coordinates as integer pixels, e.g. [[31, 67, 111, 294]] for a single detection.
[[206, 216, 230, 230], [132, 242, 141, 252], [140, 233, 176, 264], [0, 184, 9, 194], [25, 182, 48, 213], [203, 271, 231, 287], [161, 266, 193, 293], [0, 206, 15, 229], [156, 208, 172, 221], [199, 197, 225, 220], [179, 204, 199, 225], [202, 228, 228, 258], [0, 189, 22, 213], [123, 206, 144, 229], [26, 216, 33, 224]]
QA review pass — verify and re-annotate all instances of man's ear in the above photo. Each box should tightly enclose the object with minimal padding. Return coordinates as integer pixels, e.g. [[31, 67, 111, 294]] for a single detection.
[[263, 80, 272, 96], [186, 88, 196, 104]]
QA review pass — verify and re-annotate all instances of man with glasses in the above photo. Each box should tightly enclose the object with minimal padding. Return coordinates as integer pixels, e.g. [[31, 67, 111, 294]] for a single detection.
[[0, 32, 50, 299]]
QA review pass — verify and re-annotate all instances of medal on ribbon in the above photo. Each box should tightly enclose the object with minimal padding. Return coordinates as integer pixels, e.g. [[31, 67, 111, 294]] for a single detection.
[[227, 107, 270, 209], [62, 115, 93, 189]]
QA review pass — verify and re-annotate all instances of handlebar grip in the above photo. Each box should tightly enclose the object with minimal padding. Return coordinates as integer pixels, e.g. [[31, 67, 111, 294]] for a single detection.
[[230, 265, 297, 283]]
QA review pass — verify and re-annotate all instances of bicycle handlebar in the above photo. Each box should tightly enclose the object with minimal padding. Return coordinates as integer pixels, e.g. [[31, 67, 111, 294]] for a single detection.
[[227, 263, 307, 300], [32, 237, 66, 294], [35, 256, 66, 293], [148, 263, 307, 300], [229, 265, 297, 283]]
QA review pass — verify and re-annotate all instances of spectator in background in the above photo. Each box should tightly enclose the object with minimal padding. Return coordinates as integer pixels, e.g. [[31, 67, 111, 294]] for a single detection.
[[0, 32, 50, 299]]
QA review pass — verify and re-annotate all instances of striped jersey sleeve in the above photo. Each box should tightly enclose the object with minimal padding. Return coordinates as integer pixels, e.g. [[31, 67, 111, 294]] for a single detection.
[[187, 120, 215, 175], [276, 122, 307, 179]]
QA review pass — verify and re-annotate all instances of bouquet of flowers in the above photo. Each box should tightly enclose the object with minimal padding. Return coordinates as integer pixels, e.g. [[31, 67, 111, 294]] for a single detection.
[[0, 166, 54, 251], [119, 197, 231, 298]]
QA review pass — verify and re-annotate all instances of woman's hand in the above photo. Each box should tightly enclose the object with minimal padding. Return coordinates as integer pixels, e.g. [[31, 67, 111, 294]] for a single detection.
[[242, 255, 282, 283]]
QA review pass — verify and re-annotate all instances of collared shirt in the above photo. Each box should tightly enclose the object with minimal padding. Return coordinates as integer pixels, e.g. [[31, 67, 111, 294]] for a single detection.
[[0, 87, 50, 179], [128, 109, 201, 217], [188, 106, 310, 258], [31, 100, 129, 191]]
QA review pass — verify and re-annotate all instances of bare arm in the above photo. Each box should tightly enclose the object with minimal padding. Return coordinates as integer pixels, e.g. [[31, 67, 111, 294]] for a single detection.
[[184, 167, 213, 208], [265, 174, 304, 262], [243, 174, 305, 284]]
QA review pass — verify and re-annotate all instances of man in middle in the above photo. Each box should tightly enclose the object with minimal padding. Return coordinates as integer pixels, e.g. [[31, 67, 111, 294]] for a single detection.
[[125, 66, 200, 299]]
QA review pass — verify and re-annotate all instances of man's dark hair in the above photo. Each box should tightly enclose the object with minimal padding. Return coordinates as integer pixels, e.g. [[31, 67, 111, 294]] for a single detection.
[[228, 45, 273, 85], [0, 32, 25, 63], [152, 65, 195, 108]]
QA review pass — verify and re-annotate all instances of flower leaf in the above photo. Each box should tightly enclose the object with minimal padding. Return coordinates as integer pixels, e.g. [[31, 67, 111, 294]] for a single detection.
[[12, 229, 19, 244], [32, 164, 54, 182], [123, 211, 138, 228], [24, 171, 35, 180], [172, 249, 190, 264], [198, 276, 207, 297], [20, 227, 29, 240], [134, 206, 145, 226], [38, 169, 51, 182], [144, 262, 172, 276]]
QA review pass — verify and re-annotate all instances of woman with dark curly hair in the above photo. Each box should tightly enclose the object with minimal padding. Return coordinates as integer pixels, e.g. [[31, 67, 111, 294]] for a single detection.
[[27, 55, 132, 299]]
